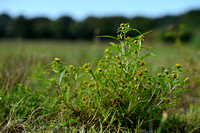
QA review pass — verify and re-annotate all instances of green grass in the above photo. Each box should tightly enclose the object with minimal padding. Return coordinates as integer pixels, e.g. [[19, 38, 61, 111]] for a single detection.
[[0, 39, 200, 132]]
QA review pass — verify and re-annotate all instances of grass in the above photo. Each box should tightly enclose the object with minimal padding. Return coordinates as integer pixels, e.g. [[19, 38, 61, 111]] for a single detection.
[[0, 37, 200, 132]]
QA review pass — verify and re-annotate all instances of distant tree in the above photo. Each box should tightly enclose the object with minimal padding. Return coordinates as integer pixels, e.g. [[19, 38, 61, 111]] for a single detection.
[[11, 15, 32, 38], [31, 17, 53, 39], [180, 10, 200, 29], [52, 16, 76, 39], [0, 14, 12, 38]]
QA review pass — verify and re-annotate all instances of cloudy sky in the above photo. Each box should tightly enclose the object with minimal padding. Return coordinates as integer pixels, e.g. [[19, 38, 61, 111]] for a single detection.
[[0, 0, 200, 20]]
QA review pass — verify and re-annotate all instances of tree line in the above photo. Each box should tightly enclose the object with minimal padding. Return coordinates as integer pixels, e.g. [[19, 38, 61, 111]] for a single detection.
[[0, 9, 200, 40]]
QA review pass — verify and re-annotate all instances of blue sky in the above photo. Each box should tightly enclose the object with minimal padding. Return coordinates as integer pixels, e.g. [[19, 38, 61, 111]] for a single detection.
[[0, 0, 200, 20]]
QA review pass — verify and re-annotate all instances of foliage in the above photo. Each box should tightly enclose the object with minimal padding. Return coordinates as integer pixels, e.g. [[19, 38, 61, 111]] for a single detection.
[[0, 9, 200, 40], [40, 23, 189, 131]]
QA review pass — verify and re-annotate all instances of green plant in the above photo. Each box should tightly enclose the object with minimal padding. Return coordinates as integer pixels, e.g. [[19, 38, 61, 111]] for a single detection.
[[43, 23, 189, 131]]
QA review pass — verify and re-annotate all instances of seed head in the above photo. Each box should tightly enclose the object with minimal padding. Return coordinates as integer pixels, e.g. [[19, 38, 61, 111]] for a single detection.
[[83, 81, 87, 85], [164, 69, 169, 75], [144, 69, 149, 73], [69, 65, 74, 69], [185, 77, 189, 82], [140, 61, 144, 66], [157, 73, 162, 77], [176, 64, 181, 68], [117, 65, 122, 68], [165, 98, 170, 103], [172, 73, 177, 78], [54, 58, 60, 62], [134, 77, 138, 81], [137, 71, 143, 76], [127, 36, 131, 40], [117, 60, 121, 64], [87, 67, 92, 73], [83, 63, 88, 68], [88, 83, 92, 88]]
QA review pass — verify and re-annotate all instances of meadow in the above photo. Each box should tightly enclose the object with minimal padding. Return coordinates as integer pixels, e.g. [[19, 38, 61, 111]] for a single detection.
[[0, 33, 200, 132]]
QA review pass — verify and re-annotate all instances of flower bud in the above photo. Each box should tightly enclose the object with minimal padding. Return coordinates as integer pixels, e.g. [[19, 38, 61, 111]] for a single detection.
[[55, 58, 60, 62]]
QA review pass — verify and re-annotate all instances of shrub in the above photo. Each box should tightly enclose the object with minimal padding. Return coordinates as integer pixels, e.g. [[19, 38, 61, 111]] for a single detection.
[[44, 23, 189, 131]]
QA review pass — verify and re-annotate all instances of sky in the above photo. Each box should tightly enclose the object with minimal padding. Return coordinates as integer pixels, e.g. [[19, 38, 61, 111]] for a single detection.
[[0, 0, 200, 20]]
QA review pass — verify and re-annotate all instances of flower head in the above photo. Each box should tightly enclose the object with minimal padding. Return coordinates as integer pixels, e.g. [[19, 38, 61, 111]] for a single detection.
[[55, 58, 60, 62], [140, 61, 144, 66], [137, 71, 143, 76], [176, 64, 181, 68], [87, 67, 92, 73]]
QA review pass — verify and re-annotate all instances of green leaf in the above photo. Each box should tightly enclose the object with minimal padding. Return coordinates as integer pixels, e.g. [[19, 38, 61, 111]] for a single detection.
[[140, 53, 155, 60], [98, 35, 117, 40], [110, 42, 121, 53], [67, 118, 78, 124], [59, 66, 67, 86]]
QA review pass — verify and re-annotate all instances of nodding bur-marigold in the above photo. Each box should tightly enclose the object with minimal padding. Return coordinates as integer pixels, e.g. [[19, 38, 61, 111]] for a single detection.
[[140, 61, 144, 66], [121, 27, 125, 30], [105, 48, 109, 53], [185, 77, 189, 82], [87, 67, 92, 73], [165, 69, 169, 75], [134, 77, 138, 81], [69, 65, 74, 69], [165, 98, 170, 103], [137, 71, 143, 76], [127, 36, 131, 40], [172, 73, 177, 78], [83, 63, 88, 68], [120, 23, 125, 27], [117, 60, 121, 64], [54, 58, 60, 62], [98, 68, 102, 72], [144, 69, 149, 73], [87, 83, 92, 88], [134, 40, 137, 43], [157, 73, 162, 77], [83, 81, 87, 85], [116, 55, 119, 59], [176, 63, 181, 68]]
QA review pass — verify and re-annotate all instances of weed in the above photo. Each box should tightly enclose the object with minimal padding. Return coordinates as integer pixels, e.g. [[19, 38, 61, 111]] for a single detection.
[[42, 23, 189, 131]]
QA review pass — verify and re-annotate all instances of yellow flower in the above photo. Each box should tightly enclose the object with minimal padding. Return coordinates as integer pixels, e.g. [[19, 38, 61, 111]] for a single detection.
[[137, 71, 143, 76], [88, 83, 92, 88], [176, 64, 181, 68], [157, 73, 162, 77], [144, 69, 149, 73], [185, 77, 189, 82], [83, 63, 88, 68], [105, 49, 109, 53], [172, 73, 177, 78], [117, 60, 121, 64], [54, 58, 60, 62], [116, 55, 119, 59], [127, 36, 131, 40], [98, 68, 102, 72], [139, 61, 144, 66], [165, 69, 169, 75], [120, 23, 124, 27], [87, 67, 92, 73]]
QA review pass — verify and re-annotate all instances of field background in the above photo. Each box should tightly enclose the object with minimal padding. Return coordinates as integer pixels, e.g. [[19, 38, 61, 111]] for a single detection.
[[1, 39, 199, 100]]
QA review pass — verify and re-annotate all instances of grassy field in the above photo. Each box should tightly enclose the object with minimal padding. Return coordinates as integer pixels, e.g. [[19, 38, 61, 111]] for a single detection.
[[0, 39, 200, 132]]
